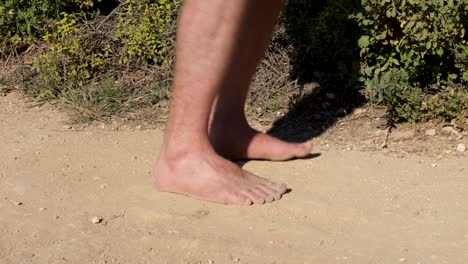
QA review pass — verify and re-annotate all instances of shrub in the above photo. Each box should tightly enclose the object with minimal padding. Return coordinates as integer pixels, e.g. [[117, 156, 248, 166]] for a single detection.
[[356, 0, 467, 85], [0, 0, 101, 56], [28, 0, 180, 119], [117, 0, 180, 65], [355, 0, 468, 122]]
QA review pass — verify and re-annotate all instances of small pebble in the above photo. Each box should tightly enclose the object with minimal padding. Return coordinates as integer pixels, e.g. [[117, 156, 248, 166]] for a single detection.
[[456, 143, 466, 152], [353, 108, 366, 115], [90, 216, 102, 224], [12, 201, 23, 206], [431, 163, 438, 167], [131, 156, 138, 160], [442, 126, 459, 135], [207, 260, 214, 264], [39, 207, 46, 211], [425, 129, 436, 136], [399, 257, 407, 262]]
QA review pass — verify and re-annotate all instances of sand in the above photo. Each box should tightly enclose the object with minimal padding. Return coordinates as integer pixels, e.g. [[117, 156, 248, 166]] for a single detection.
[[1, 93, 467, 264]]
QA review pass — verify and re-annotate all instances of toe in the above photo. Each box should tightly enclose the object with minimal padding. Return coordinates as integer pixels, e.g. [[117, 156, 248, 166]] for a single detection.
[[226, 192, 252, 206], [252, 186, 274, 203], [262, 178, 287, 193], [277, 183, 288, 194], [241, 189, 266, 205], [257, 178, 287, 201], [258, 184, 281, 201]]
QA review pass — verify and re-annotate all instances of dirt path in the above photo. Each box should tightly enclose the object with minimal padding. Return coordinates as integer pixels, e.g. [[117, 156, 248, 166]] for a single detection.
[[1, 93, 468, 264]]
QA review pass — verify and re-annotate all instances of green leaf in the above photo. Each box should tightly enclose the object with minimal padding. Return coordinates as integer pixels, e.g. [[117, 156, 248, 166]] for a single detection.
[[426, 42, 431, 49], [436, 48, 444, 56], [358, 35, 370, 48]]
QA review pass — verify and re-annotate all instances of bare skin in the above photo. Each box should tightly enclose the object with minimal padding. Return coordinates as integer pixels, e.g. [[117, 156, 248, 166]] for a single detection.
[[210, 116, 312, 161], [206, 0, 312, 161], [154, 0, 310, 205]]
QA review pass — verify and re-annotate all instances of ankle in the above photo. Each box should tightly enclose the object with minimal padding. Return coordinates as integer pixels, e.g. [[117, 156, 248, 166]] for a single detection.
[[160, 138, 215, 162], [210, 113, 248, 131]]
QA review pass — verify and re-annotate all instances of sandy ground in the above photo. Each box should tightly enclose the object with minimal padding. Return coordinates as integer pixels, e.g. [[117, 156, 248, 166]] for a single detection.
[[1, 92, 468, 264]]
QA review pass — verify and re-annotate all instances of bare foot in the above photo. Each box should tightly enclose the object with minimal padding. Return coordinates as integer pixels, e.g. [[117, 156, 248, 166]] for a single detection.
[[210, 122, 312, 161], [153, 149, 288, 205]]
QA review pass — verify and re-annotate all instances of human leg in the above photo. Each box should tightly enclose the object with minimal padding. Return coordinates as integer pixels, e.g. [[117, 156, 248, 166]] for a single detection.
[[153, 0, 288, 205], [208, 0, 312, 161]]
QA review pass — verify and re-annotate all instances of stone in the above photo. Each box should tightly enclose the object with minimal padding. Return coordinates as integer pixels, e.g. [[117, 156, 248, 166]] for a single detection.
[[442, 126, 459, 135], [425, 129, 436, 136], [352, 108, 367, 115], [456, 143, 466, 153], [90, 216, 102, 224], [391, 131, 415, 141]]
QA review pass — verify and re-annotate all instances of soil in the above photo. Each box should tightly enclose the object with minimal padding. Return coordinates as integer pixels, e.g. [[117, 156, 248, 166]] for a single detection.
[[1, 92, 468, 264]]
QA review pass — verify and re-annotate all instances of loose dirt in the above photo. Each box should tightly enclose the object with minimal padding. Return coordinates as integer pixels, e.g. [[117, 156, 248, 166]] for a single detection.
[[1, 92, 467, 264]]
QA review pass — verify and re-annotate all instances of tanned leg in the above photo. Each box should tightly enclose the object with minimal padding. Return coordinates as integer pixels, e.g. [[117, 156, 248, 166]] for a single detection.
[[153, 0, 288, 205], [209, 0, 312, 161]]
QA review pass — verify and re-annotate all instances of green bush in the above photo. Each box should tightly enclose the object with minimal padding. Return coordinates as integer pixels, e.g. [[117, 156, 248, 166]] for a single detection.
[[2, 0, 467, 124], [356, 0, 467, 84], [28, 0, 180, 119], [117, 0, 180, 65], [0, 0, 100, 56], [355, 0, 468, 122]]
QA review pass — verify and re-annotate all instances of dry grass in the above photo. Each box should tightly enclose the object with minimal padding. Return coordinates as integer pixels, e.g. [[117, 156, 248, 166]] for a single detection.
[[0, 24, 310, 126]]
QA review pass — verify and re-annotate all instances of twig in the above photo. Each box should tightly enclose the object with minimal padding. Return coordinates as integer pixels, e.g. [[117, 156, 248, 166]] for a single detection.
[[23, 44, 36, 56], [96, 3, 126, 31], [382, 126, 392, 148], [4, 53, 12, 65], [382, 108, 397, 148]]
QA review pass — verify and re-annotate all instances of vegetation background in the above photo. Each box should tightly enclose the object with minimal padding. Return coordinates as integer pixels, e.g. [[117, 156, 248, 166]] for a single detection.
[[0, 0, 467, 128]]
